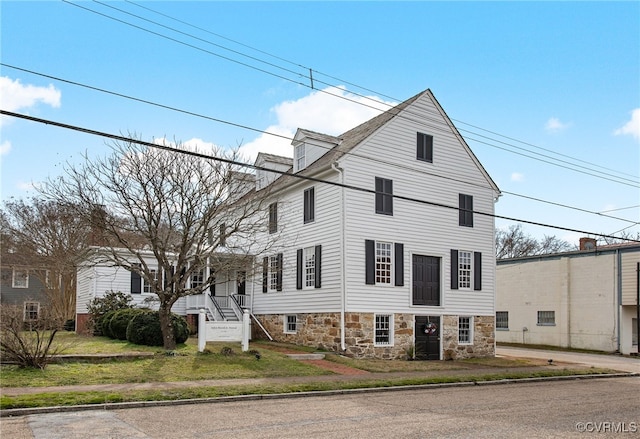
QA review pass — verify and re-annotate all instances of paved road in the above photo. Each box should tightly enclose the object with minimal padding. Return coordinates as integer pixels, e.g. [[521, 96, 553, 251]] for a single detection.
[[3, 376, 639, 438], [497, 346, 640, 374]]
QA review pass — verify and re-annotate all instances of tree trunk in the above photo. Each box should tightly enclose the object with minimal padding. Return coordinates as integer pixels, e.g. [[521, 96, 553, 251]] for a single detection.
[[158, 304, 176, 350]]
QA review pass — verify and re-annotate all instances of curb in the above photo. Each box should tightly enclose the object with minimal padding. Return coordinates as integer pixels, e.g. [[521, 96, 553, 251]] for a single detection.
[[2, 372, 636, 418]]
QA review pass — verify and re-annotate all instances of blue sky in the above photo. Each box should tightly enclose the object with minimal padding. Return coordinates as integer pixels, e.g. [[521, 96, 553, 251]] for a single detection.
[[1, 1, 639, 246]]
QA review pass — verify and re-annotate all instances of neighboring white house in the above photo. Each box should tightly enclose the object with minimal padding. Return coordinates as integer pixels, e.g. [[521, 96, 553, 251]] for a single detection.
[[75, 89, 502, 360], [496, 238, 639, 355], [241, 88, 501, 360]]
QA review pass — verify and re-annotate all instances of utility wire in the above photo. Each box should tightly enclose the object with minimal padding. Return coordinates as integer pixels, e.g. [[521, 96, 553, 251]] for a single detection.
[[2, 109, 639, 244], [2, 62, 638, 226], [64, 0, 639, 186], [118, 0, 639, 181]]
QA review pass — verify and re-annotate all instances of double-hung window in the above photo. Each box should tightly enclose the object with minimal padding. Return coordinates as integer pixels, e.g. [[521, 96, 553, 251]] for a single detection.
[[459, 194, 473, 227], [537, 311, 555, 326], [375, 177, 393, 215], [191, 268, 205, 289], [143, 269, 158, 294], [417, 132, 433, 162], [284, 315, 297, 334], [450, 250, 481, 291], [375, 242, 392, 284], [458, 251, 472, 289], [458, 316, 472, 344], [24, 302, 39, 321], [374, 314, 393, 346], [12, 269, 28, 288], [297, 245, 322, 289], [263, 253, 283, 293], [496, 311, 509, 330], [268, 203, 278, 234], [295, 144, 305, 171], [304, 187, 315, 223]]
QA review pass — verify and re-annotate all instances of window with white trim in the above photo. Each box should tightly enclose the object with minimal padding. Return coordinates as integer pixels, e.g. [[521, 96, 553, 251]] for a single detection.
[[12, 269, 28, 288], [284, 315, 297, 334], [376, 241, 392, 284], [191, 268, 205, 289], [268, 202, 278, 234], [374, 314, 393, 346], [458, 251, 472, 289], [496, 311, 509, 330], [458, 316, 472, 344], [375, 177, 393, 215], [24, 302, 39, 321], [295, 144, 305, 170], [537, 311, 555, 326], [303, 247, 315, 289], [303, 187, 315, 223], [143, 269, 158, 294], [269, 256, 279, 292]]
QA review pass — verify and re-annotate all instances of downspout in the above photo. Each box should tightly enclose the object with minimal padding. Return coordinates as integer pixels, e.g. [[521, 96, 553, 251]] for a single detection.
[[331, 162, 347, 352], [616, 249, 622, 353]]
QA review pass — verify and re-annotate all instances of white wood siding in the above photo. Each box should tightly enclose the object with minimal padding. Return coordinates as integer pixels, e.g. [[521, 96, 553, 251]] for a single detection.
[[251, 171, 344, 314], [341, 92, 496, 316], [76, 266, 95, 315]]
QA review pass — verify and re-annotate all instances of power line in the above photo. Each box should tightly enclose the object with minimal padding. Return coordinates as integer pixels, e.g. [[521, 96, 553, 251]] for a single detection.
[[123, 0, 640, 182], [2, 62, 637, 227], [62, 0, 639, 186], [3, 109, 639, 244]]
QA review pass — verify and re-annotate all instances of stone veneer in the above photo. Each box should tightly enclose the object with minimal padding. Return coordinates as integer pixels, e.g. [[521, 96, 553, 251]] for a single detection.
[[256, 312, 495, 360], [442, 315, 495, 360]]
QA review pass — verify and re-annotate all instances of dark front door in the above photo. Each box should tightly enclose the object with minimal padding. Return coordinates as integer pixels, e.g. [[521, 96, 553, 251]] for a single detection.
[[237, 271, 246, 295], [413, 255, 440, 306], [415, 315, 440, 360]]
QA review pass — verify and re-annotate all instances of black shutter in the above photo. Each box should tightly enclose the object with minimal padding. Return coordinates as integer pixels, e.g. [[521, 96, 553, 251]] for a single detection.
[[365, 239, 375, 285], [474, 252, 482, 291], [315, 245, 322, 288], [276, 253, 283, 291], [375, 178, 383, 213], [262, 257, 268, 293], [296, 249, 303, 290], [209, 269, 216, 296], [131, 266, 141, 294], [394, 242, 404, 286], [450, 249, 458, 290], [386, 179, 393, 215]]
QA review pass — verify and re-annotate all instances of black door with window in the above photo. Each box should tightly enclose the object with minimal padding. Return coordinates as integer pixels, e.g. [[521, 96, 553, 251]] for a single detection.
[[415, 315, 440, 360], [413, 255, 440, 306]]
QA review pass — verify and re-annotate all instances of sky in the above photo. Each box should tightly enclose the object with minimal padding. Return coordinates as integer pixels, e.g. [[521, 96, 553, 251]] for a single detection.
[[1, 1, 639, 247]]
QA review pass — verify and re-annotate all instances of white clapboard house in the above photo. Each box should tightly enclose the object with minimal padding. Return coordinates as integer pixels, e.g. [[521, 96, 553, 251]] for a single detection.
[[76, 89, 501, 359]]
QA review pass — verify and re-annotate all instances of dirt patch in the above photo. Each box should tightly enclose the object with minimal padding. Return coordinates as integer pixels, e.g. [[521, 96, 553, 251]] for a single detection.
[[301, 359, 370, 375]]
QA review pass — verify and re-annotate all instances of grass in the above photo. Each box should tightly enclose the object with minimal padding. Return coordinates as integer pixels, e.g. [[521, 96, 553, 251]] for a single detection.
[[0, 334, 621, 410]]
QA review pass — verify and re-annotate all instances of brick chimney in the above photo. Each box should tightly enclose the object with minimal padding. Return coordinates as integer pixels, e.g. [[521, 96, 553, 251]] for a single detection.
[[579, 237, 597, 251]]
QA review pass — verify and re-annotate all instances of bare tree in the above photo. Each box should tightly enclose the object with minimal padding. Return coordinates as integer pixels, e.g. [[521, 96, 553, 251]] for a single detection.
[[495, 224, 574, 259], [0, 198, 91, 321], [40, 137, 271, 350]]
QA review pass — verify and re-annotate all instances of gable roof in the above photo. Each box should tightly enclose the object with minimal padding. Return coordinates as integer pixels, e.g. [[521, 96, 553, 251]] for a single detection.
[[257, 88, 500, 195]]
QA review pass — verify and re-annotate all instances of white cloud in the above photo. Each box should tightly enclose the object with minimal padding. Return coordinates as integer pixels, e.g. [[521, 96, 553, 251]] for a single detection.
[[510, 172, 524, 182], [544, 117, 570, 133], [0, 140, 11, 156], [238, 86, 397, 162], [613, 108, 640, 141], [0, 76, 61, 126]]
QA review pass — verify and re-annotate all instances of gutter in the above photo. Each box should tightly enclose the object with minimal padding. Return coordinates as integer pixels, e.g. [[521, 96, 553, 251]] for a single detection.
[[331, 161, 347, 352]]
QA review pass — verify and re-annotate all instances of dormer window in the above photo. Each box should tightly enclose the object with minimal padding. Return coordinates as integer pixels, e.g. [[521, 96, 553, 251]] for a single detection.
[[295, 144, 306, 171]]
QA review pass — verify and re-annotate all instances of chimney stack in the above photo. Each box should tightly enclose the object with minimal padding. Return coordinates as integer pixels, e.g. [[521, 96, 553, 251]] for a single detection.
[[579, 237, 597, 251]]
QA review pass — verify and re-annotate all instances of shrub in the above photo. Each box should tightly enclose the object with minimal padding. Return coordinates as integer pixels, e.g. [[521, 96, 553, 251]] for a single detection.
[[126, 311, 189, 346], [100, 310, 118, 339], [63, 319, 75, 332], [109, 308, 144, 340], [87, 291, 134, 336]]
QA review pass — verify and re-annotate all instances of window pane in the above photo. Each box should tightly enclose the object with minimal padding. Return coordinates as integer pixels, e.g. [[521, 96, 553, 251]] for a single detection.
[[376, 242, 392, 284], [458, 251, 472, 289], [458, 316, 471, 343], [496, 311, 509, 329], [304, 247, 315, 288], [375, 314, 391, 345], [269, 256, 279, 291], [375, 177, 393, 215], [537, 311, 555, 326]]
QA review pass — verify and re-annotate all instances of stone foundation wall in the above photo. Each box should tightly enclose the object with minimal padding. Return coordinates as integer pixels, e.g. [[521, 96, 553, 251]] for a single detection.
[[255, 312, 414, 360], [442, 315, 495, 360], [255, 312, 495, 360]]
